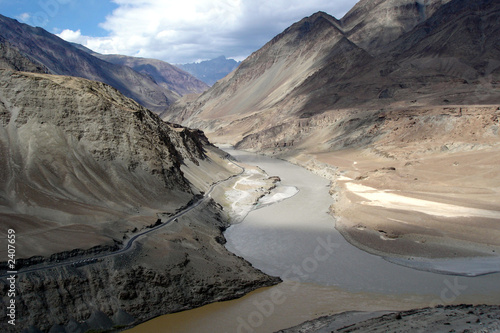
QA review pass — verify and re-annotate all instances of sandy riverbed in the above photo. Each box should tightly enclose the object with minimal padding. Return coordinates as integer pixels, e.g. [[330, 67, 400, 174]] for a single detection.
[[301, 147, 500, 276]]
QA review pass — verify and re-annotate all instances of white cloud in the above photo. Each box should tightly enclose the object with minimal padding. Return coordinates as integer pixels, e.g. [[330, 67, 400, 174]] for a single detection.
[[58, 0, 359, 64], [58, 29, 82, 41], [16, 12, 31, 23]]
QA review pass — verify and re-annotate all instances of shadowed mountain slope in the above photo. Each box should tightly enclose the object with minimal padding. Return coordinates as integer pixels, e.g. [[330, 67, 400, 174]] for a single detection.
[[341, 0, 453, 52]]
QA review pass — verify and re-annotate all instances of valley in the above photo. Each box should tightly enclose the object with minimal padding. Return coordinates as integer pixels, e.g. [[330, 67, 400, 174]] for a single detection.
[[0, 0, 499, 332], [128, 147, 500, 333]]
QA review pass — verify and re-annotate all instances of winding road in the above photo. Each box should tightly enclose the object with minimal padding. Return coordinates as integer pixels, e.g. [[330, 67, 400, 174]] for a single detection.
[[0, 158, 245, 278]]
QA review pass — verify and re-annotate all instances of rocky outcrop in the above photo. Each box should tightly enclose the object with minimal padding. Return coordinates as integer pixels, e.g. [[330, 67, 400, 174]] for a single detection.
[[279, 304, 500, 333], [0, 200, 279, 332], [0, 67, 236, 258]]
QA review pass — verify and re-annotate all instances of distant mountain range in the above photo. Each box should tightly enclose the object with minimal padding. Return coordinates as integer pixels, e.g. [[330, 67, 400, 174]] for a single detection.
[[177, 56, 241, 86], [0, 14, 206, 112], [165, 0, 500, 146], [71, 43, 209, 96]]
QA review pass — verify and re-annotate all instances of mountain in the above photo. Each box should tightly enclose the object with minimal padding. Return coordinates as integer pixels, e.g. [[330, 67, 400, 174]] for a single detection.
[[165, 0, 500, 145], [0, 68, 203, 256], [0, 14, 177, 112], [178, 56, 241, 86], [0, 67, 277, 331], [165, 11, 359, 132], [71, 44, 209, 95]]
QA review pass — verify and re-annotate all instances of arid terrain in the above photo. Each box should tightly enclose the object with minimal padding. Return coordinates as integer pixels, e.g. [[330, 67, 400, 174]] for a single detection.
[[280, 304, 500, 333], [162, 0, 500, 330], [0, 0, 499, 332]]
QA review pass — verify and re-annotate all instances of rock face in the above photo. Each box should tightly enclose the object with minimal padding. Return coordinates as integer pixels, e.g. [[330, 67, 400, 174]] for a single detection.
[[165, 0, 500, 146], [0, 199, 279, 332], [0, 14, 178, 112], [0, 69, 280, 331], [341, 0, 453, 52]]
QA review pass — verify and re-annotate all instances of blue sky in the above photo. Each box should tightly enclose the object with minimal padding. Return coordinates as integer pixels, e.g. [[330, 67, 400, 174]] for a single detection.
[[0, 0, 360, 64], [1, 0, 118, 36]]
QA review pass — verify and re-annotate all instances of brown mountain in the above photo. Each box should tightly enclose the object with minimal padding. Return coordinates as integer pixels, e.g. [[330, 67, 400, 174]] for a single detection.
[[0, 40, 48, 73], [0, 14, 177, 112], [96, 54, 208, 95], [164, 11, 362, 130], [71, 44, 209, 96], [166, 0, 499, 143]]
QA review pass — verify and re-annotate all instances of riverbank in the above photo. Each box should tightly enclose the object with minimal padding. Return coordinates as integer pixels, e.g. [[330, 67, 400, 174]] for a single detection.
[[285, 146, 500, 276], [208, 156, 298, 223], [279, 304, 500, 333]]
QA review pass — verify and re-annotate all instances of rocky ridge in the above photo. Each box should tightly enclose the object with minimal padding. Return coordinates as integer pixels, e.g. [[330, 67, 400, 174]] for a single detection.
[[1, 200, 279, 332]]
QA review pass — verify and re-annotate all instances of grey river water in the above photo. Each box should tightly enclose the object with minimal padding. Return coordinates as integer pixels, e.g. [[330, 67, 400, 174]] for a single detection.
[[129, 148, 500, 333]]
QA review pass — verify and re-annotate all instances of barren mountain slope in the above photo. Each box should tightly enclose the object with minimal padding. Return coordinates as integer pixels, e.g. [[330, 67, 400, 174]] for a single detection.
[[166, 0, 499, 144], [0, 68, 211, 258], [341, 0, 453, 52], [81, 50, 209, 96], [0, 14, 177, 112], [0, 68, 279, 331], [270, 0, 500, 118], [165, 12, 353, 133], [0, 40, 48, 73]]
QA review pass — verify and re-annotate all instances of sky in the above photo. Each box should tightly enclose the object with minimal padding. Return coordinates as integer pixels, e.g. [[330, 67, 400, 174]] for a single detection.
[[1, 0, 360, 64]]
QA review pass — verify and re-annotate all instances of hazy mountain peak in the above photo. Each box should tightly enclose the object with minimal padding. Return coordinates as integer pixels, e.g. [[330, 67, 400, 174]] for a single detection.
[[178, 56, 241, 86]]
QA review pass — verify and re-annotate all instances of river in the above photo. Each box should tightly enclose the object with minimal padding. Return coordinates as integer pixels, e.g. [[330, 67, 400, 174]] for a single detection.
[[128, 148, 500, 332]]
